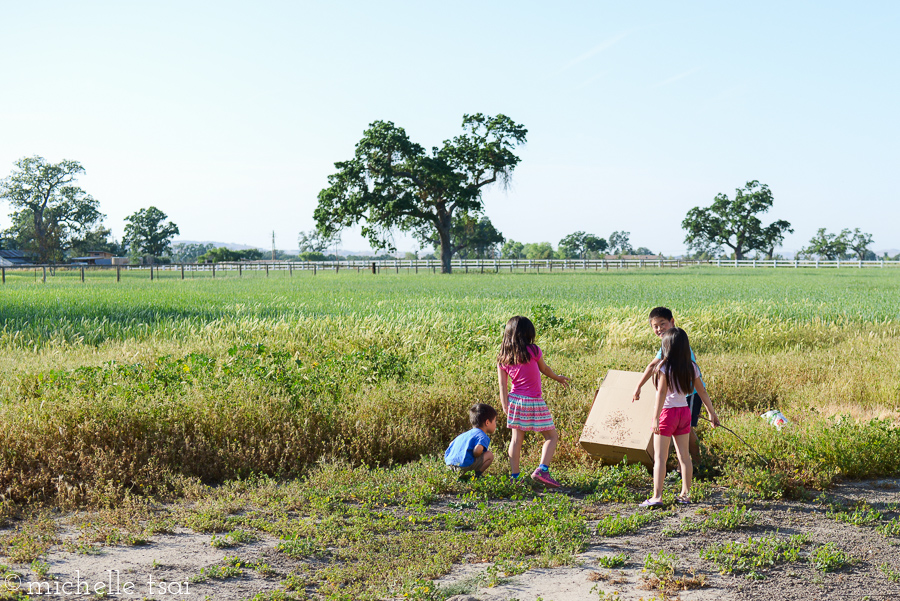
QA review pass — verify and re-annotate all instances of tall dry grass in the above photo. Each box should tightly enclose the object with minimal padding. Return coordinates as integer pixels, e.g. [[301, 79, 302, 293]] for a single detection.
[[0, 270, 898, 505]]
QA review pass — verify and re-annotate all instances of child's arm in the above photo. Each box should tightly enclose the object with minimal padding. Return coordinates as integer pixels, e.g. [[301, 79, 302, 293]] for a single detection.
[[472, 444, 485, 458], [651, 372, 667, 434], [632, 358, 662, 401], [694, 377, 720, 428], [497, 365, 510, 414], [536, 357, 570, 387]]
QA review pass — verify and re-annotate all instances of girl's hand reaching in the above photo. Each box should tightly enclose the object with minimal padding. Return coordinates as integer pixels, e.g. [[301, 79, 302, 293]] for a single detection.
[[650, 419, 660, 435], [709, 412, 720, 428], [556, 375, 570, 387]]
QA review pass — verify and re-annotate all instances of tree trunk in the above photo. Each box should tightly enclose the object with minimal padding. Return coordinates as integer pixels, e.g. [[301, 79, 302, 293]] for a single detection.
[[437, 215, 453, 274]]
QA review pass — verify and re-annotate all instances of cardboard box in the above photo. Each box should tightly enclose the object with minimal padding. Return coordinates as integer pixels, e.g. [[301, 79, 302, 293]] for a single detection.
[[579, 370, 657, 467]]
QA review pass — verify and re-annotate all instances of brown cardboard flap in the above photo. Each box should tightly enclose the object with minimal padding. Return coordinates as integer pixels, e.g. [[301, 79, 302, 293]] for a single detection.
[[579, 370, 657, 467]]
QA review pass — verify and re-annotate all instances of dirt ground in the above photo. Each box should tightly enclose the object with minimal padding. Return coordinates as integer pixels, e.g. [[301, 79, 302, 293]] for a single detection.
[[3, 479, 899, 601]]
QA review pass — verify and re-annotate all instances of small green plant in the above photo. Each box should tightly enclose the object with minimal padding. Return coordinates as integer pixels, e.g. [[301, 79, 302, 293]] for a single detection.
[[700, 534, 810, 579], [597, 553, 628, 569], [253, 561, 277, 577], [276, 536, 324, 558], [809, 542, 852, 573], [191, 556, 245, 582], [826, 503, 882, 526], [589, 585, 622, 600], [397, 578, 441, 600], [478, 560, 528, 587], [643, 550, 676, 580], [876, 517, 900, 537], [680, 505, 756, 533], [210, 530, 258, 548], [62, 540, 103, 555], [596, 511, 668, 537], [30, 559, 51, 579], [879, 563, 900, 582]]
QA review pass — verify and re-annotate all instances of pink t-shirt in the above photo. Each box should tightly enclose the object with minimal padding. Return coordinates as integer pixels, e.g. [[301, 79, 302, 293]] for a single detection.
[[500, 346, 543, 398], [658, 362, 700, 409]]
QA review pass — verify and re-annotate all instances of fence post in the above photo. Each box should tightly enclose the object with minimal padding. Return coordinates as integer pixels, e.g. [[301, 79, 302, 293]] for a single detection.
[[837, 258, 841, 269], [371, 262, 376, 274], [181, 263, 185, 279], [117, 265, 121, 282], [858, 259, 862, 269], [1, 267, 4, 284], [81, 267, 85, 283], [266, 264, 269, 277], [150, 265, 153, 281], [313, 264, 317, 275]]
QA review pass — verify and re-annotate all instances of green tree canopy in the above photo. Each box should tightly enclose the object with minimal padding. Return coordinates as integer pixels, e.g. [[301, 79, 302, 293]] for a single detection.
[[198, 247, 264, 263], [124, 206, 180, 258], [421, 212, 504, 259], [558, 231, 608, 259], [0, 156, 104, 263], [843, 228, 874, 260], [171, 242, 216, 263], [523, 242, 554, 260], [314, 114, 527, 273], [608, 231, 633, 256], [682, 181, 792, 260], [800, 228, 848, 260], [68, 226, 123, 258], [501, 240, 525, 259]]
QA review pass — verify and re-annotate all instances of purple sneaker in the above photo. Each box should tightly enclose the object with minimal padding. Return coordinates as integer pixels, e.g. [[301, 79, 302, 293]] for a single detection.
[[531, 468, 561, 488]]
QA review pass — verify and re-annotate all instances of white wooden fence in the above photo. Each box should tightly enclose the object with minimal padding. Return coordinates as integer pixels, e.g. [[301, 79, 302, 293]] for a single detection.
[[1, 257, 897, 284]]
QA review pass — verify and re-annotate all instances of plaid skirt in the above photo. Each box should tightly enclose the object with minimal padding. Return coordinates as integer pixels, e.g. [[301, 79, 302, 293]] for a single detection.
[[507, 392, 555, 431]]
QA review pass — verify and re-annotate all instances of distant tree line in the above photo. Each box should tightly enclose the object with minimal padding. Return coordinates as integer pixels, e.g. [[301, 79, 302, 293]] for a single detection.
[[2, 155, 893, 268], [679, 180, 882, 261], [0, 156, 180, 264]]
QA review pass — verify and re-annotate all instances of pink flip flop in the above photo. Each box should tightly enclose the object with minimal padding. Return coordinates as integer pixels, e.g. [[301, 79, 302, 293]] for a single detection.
[[639, 499, 664, 508]]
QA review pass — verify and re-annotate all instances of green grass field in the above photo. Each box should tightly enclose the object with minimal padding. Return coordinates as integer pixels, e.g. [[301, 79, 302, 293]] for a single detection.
[[1, 268, 899, 507]]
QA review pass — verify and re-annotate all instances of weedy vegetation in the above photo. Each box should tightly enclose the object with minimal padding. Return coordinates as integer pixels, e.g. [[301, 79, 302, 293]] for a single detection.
[[0, 269, 898, 598]]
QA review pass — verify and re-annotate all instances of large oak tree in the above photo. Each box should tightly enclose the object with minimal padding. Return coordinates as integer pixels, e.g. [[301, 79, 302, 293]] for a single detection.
[[314, 114, 527, 273], [0, 156, 104, 263], [682, 180, 792, 260]]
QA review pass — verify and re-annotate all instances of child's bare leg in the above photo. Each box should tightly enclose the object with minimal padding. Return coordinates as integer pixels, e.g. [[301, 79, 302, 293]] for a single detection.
[[508, 429, 525, 474], [539, 428, 558, 466], [689, 430, 700, 466], [480, 450, 494, 472], [652, 434, 671, 501], [673, 433, 692, 498]]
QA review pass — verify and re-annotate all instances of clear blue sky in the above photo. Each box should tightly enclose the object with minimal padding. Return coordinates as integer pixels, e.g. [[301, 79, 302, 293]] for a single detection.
[[1, 1, 897, 255]]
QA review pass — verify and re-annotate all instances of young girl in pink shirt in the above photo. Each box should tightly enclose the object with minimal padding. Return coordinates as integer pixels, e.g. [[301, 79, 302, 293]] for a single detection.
[[497, 316, 570, 487], [641, 327, 719, 506]]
